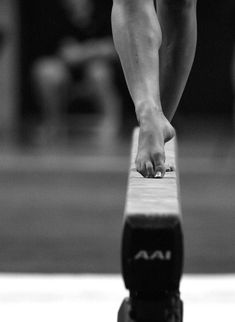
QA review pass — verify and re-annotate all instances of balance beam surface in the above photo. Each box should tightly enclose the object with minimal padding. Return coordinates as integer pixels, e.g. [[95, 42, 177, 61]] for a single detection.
[[118, 128, 183, 322]]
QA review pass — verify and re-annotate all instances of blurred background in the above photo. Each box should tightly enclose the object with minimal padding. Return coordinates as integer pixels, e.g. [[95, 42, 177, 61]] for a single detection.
[[0, 0, 235, 276]]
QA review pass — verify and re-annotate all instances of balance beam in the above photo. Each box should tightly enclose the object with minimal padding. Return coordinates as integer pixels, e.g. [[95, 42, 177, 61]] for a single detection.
[[118, 128, 183, 322]]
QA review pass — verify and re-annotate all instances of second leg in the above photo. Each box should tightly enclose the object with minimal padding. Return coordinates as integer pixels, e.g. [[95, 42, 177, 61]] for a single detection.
[[157, 0, 197, 121]]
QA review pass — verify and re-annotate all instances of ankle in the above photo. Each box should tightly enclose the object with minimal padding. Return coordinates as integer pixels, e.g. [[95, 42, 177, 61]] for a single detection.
[[135, 101, 163, 123]]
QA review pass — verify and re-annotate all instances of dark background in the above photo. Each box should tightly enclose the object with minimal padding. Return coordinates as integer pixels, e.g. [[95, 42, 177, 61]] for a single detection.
[[18, 0, 235, 124]]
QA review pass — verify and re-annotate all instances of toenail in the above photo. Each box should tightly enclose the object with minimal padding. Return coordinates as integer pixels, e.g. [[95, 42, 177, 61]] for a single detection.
[[156, 171, 162, 178]]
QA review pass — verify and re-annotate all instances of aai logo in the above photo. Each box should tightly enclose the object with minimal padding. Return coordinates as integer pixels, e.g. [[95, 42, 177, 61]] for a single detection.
[[134, 250, 172, 261]]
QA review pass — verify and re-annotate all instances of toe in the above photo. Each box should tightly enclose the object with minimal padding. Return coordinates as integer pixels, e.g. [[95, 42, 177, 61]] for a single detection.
[[152, 150, 166, 178], [145, 161, 155, 178], [155, 164, 166, 178], [136, 159, 147, 177], [153, 154, 166, 178]]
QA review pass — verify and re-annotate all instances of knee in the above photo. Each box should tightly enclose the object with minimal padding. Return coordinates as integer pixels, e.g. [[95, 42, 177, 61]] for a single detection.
[[112, 0, 162, 47], [32, 58, 70, 88]]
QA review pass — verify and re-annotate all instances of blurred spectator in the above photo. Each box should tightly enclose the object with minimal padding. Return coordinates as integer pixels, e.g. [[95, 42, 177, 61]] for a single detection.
[[31, 0, 122, 145]]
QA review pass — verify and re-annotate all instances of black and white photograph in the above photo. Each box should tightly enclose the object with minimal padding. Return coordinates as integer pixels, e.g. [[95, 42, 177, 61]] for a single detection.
[[0, 0, 235, 321]]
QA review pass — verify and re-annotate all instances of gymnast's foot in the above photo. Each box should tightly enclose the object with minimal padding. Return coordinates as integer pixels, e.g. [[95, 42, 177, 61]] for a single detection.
[[135, 103, 175, 178]]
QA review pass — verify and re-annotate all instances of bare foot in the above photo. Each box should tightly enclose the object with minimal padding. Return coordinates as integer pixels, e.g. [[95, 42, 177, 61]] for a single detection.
[[135, 104, 175, 178]]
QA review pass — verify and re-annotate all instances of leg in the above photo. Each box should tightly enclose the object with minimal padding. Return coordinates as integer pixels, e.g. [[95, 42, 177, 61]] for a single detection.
[[157, 0, 197, 121], [31, 57, 71, 143], [84, 59, 122, 144], [112, 0, 175, 178]]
